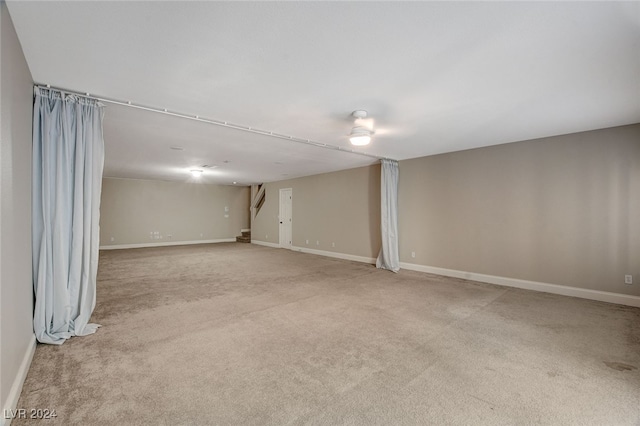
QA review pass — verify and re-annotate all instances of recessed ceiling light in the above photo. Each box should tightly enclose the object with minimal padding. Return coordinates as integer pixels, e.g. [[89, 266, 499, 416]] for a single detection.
[[170, 146, 184, 151], [190, 169, 203, 178]]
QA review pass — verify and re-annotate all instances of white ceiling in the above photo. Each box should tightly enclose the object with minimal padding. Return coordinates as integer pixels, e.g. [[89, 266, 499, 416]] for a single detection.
[[7, 1, 640, 185]]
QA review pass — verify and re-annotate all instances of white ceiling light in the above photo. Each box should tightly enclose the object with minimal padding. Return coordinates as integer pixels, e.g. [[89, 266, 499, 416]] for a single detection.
[[349, 110, 374, 146], [349, 126, 373, 146], [190, 169, 203, 178]]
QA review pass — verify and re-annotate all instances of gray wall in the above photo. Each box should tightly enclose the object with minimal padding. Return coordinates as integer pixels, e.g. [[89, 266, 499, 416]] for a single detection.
[[399, 124, 640, 296], [0, 1, 35, 416], [100, 178, 250, 246], [252, 164, 381, 259]]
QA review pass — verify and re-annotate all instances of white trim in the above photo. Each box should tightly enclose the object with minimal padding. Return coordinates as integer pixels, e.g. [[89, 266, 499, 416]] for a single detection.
[[99, 238, 235, 250], [292, 246, 376, 265], [240, 228, 251, 233], [2, 335, 36, 426], [251, 242, 376, 265], [400, 262, 640, 308], [251, 240, 281, 249]]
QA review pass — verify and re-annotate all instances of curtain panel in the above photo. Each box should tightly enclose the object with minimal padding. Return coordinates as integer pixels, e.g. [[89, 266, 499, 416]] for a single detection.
[[32, 87, 105, 344], [376, 159, 400, 272]]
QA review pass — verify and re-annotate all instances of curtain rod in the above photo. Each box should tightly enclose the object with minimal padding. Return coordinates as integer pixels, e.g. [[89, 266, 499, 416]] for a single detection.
[[34, 84, 392, 162]]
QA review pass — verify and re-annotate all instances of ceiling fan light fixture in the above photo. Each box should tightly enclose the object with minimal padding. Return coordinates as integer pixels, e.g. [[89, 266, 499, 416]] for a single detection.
[[190, 169, 203, 178], [349, 126, 372, 146], [351, 110, 368, 120]]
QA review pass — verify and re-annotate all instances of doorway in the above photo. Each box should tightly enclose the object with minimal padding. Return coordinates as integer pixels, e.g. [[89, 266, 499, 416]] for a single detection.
[[279, 188, 292, 249]]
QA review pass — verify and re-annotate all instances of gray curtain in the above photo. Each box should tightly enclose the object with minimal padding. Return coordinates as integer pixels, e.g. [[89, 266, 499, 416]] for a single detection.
[[376, 159, 400, 272], [32, 87, 105, 344]]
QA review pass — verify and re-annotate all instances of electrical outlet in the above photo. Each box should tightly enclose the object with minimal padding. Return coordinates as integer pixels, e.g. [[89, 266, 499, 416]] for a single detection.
[[110, 236, 114, 242], [411, 251, 416, 258], [332, 242, 335, 247], [305, 239, 309, 245], [625, 275, 633, 285], [265, 234, 268, 239], [316, 240, 320, 246]]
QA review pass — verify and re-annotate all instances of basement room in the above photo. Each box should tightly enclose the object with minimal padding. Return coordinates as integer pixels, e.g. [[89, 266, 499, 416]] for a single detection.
[[1, 1, 639, 425]]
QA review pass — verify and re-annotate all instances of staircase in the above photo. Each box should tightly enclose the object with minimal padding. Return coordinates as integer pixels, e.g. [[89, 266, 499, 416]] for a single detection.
[[236, 229, 251, 243]]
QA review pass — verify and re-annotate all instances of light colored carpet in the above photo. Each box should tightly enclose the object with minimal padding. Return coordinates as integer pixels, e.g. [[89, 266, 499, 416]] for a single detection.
[[13, 243, 640, 425]]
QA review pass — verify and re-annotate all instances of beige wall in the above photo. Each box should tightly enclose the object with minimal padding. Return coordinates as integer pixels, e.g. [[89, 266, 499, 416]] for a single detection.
[[100, 178, 250, 246], [399, 124, 640, 296], [1, 1, 35, 415], [252, 164, 381, 259]]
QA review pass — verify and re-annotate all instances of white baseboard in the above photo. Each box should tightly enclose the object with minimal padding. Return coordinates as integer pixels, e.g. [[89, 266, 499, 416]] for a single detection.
[[2, 334, 36, 426], [292, 246, 376, 265], [99, 238, 235, 250], [400, 262, 640, 308], [240, 228, 251, 233], [251, 241, 376, 265], [251, 240, 281, 249]]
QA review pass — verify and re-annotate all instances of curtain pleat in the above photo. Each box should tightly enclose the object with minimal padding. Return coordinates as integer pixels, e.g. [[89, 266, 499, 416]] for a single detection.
[[32, 88, 105, 344], [376, 159, 400, 272]]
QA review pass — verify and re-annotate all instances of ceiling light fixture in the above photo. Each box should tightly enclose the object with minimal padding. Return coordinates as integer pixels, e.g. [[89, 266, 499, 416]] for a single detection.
[[349, 126, 373, 146], [349, 110, 374, 146], [190, 169, 203, 178]]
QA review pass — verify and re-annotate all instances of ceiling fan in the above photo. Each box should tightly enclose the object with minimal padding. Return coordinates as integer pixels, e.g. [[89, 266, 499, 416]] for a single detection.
[[349, 110, 375, 146]]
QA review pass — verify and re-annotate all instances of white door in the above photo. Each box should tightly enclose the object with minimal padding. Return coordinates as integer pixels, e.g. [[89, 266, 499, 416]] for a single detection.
[[279, 188, 292, 249]]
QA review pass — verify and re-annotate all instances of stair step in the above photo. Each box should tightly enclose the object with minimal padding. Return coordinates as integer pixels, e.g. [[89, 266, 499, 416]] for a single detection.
[[236, 236, 251, 243], [241, 231, 251, 237]]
